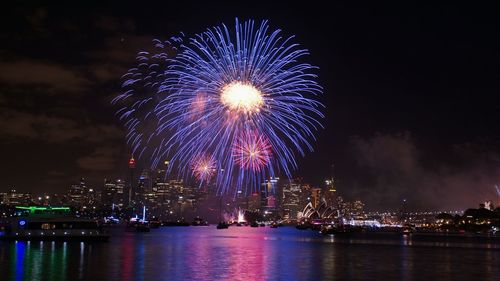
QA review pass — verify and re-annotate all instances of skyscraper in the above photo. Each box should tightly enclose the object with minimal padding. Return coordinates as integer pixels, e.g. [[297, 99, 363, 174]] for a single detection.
[[127, 155, 136, 206], [67, 178, 90, 207], [282, 179, 302, 220], [102, 179, 125, 207], [323, 164, 337, 207]]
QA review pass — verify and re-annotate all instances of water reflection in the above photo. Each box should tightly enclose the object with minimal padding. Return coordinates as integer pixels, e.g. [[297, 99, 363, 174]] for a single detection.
[[0, 227, 499, 281], [9, 240, 69, 281]]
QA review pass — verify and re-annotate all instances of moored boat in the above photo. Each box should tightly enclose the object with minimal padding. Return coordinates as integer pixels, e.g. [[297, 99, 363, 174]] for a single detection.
[[0, 206, 109, 241], [216, 221, 229, 229], [192, 216, 209, 226]]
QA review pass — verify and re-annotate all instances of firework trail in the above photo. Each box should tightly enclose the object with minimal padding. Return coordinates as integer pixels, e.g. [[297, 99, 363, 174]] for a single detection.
[[114, 19, 324, 195]]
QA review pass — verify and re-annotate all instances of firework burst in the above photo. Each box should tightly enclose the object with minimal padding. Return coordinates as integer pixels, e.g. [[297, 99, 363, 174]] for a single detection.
[[114, 19, 324, 195], [190, 153, 216, 183], [232, 131, 272, 172]]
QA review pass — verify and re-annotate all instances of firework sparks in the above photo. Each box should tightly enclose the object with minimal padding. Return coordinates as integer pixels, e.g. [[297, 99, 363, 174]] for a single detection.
[[232, 131, 272, 172], [191, 153, 216, 183], [115, 19, 324, 194], [221, 82, 263, 113]]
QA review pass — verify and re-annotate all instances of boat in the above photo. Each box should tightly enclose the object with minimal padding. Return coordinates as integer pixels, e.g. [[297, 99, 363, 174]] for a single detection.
[[296, 221, 311, 230], [270, 222, 279, 228], [250, 222, 259, 227], [216, 221, 229, 229], [162, 220, 190, 227], [401, 224, 414, 235], [192, 216, 209, 226], [319, 224, 357, 235], [215, 197, 228, 229], [0, 206, 109, 241], [149, 219, 161, 229], [126, 217, 150, 232], [259, 223, 266, 227], [148, 216, 161, 228], [126, 206, 152, 232], [319, 224, 337, 235]]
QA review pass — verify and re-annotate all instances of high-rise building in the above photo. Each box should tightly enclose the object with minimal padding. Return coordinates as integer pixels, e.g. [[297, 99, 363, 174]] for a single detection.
[[102, 179, 125, 207], [235, 190, 249, 210], [4, 189, 32, 205], [260, 177, 280, 217], [127, 155, 136, 206], [248, 192, 261, 212], [136, 171, 150, 206], [139, 169, 152, 193], [323, 164, 338, 207], [324, 178, 337, 207], [282, 179, 302, 220], [310, 187, 322, 209], [68, 178, 91, 207], [0, 192, 6, 204]]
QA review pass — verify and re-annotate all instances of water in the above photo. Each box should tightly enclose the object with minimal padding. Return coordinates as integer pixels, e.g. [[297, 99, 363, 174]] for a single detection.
[[1, 227, 499, 281]]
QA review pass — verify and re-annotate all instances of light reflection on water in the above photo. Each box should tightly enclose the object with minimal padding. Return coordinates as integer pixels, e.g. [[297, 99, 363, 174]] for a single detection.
[[0, 227, 499, 281]]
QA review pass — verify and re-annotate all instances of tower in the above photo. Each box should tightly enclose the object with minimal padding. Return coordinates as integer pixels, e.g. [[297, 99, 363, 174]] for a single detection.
[[128, 155, 136, 206]]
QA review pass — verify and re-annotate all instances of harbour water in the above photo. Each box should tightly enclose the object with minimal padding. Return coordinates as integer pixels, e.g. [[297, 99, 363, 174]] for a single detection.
[[1, 226, 499, 281]]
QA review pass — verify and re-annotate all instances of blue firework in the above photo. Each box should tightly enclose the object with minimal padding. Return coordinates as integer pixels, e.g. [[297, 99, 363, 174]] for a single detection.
[[115, 19, 323, 195]]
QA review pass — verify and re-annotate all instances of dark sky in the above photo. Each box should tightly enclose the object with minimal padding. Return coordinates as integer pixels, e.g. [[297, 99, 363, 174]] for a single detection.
[[1, 2, 499, 211]]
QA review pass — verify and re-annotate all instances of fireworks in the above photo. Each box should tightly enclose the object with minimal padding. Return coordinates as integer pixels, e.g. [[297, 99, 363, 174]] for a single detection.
[[221, 82, 263, 113], [191, 154, 216, 183], [114, 19, 324, 195], [232, 131, 272, 172]]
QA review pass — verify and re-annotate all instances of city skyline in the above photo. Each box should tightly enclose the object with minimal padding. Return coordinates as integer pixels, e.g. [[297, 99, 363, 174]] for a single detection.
[[1, 2, 499, 211]]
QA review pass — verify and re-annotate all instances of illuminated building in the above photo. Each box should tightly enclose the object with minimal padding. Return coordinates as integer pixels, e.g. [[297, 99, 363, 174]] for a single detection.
[[323, 177, 337, 207], [322, 164, 338, 210], [282, 179, 303, 220], [67, 178, 95, 207], [0, 192, 6, 204], [248, 192, 260, 212], [260, 177, 279, 217], [310, 187, 322, 209], [139, 169, 152, 193], [102, 179, 125, 207], [127, 155, 136, 206], [4, 189, 32, 205]]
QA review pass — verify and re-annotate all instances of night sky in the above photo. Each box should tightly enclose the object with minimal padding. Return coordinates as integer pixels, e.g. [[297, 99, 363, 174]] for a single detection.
[[1, 2, 499, 211]]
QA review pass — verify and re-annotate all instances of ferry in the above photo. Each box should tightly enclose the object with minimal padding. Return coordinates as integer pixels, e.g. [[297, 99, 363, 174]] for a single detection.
[[0, 206, 110, 241]]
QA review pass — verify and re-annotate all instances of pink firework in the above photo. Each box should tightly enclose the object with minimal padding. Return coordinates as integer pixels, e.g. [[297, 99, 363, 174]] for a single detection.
[[232, 131, 272, 172], [188, 92, 208, 122], [191, 153, 216, 182]]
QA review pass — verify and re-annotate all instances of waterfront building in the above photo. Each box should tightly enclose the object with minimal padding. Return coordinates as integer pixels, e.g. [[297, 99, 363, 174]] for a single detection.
[[102, 179, 125, 207], [248, 192, 260, 212], [3, 189, 32, 205], [282, 179, 303, 220], [323, 177, 337, 207], [310, 187, 322, 209], [260, 177, 280, 218], [67, 178, 87, 206]]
